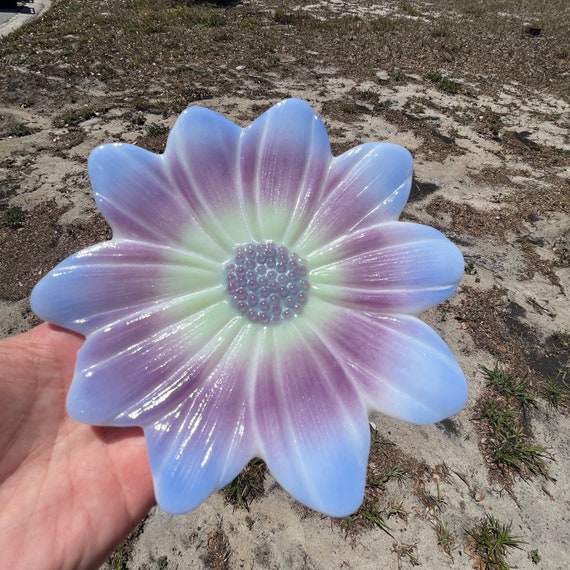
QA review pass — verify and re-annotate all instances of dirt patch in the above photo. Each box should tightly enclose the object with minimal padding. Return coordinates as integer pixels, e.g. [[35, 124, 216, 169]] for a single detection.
[[453, 286, 569, 383], [201, 525, 231, 570], [0, 202, 111, 301]]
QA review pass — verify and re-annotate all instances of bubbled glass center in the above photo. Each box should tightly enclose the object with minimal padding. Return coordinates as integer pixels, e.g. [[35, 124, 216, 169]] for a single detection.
[[225, 241, 310, 324]]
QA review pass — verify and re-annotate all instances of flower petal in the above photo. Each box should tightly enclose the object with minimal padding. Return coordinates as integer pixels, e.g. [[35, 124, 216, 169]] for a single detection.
[[165, 106, 252, 248], [308, 221, 464, 315], [66, 301, 236, 425], [30, 240, 221, 334], [312, 306, 467, 424], [253, 323, 369, 517], [144, 326, 258, 514], [89, 144, 221, 259], [239, 99, 331, 244], [296, 143, 412, 254]]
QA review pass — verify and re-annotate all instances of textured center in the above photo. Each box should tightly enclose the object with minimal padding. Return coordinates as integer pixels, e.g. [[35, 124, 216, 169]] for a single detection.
[[225, 242, 310, 324]]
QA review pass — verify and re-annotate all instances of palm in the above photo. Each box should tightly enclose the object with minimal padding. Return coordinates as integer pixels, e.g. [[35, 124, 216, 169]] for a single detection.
[[0, 324, 155, 570]]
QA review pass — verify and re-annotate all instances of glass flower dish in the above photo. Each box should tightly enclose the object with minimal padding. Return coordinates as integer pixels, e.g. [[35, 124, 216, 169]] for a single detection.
[[31, 98, 467, 517]]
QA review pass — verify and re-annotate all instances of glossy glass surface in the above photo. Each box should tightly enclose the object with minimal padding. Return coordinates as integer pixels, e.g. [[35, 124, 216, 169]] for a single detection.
[[31, 99, 467, 516]]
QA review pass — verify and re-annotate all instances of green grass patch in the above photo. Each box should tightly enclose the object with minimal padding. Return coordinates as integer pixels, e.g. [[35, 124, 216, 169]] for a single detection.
[[542, 370, 568, 408], [342, 501, 394, 537], [398, 2, 420, 16], [274, 7, 298, 25], [481, 365, 537, 408], [7, 122, 32, 137], [367, 465, 407, 488], [475, 364, 554, 480], [477, 401, 550, 476], [199, 9, 225, 27], [530, 549, 541, 564], [430, 23, 450, 38], [145, 123, 170, 137], [553, 330, 570, 350], [370, 15, 398, 34], [370, 426, 396, 455], [0, 205, 25, 229], [467, 515, 525, 570], [53, 107, 98, 128], [360, 504, 393, 534], [222, 458, 266, 510], [427, 70, 462, 94]]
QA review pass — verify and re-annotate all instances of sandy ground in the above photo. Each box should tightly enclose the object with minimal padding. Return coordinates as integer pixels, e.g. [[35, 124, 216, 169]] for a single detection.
[[1, 1, 569, 568]]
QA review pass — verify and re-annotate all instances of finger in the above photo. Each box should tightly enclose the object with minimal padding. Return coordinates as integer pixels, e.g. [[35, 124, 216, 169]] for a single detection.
[[27, 323, 85, 387]]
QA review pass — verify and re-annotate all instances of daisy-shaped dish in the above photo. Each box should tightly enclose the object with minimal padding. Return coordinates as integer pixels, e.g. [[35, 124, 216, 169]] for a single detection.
[[31, 98, 467, 517]]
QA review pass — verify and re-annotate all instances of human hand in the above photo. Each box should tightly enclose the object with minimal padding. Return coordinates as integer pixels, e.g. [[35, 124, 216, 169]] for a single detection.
[[0, 324, 155, 570]]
